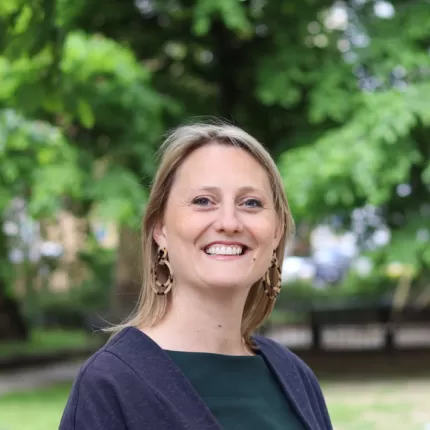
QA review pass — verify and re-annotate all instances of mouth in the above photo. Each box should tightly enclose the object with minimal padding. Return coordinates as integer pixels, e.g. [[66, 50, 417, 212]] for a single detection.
[[203, 242, 249, 257]]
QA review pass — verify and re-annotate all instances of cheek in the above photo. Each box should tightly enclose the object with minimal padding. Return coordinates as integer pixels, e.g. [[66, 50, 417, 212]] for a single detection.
[[248, 218, 278, 247], [165, 211, 205, 245], [252, 248, 274, 281]]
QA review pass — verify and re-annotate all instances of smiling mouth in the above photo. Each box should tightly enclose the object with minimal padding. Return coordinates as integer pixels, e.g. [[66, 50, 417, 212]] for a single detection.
[[204, 244, 248, 256]]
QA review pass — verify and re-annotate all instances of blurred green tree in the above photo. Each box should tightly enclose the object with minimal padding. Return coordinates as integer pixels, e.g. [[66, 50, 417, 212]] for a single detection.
[[0, 109, 81, 339], [0, 0, 429, 338], [278, 0, 430, 305], [0, 0, 166, 337]]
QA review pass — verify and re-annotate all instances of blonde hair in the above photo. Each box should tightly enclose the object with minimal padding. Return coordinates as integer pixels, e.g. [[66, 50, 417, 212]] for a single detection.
[[108, 121, 294, 349]]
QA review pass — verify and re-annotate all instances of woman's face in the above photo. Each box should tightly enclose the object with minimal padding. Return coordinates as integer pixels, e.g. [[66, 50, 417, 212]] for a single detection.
[[154, 143, 281, 295]]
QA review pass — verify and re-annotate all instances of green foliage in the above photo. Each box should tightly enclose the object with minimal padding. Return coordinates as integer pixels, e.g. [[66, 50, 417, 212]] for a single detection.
[[371, 214, 430, 277], [0, 109, 81, 215], [1, 0, 429, 312], [277, 272, 396, 309], [22, 246, 115, 331], [276, 2, 430, 282], [193, 0, 252, 36], [280, 82, 430, 218], [0, 328, 98, 358], [0, 24, 166, 221], [86, 165, 148, 226]]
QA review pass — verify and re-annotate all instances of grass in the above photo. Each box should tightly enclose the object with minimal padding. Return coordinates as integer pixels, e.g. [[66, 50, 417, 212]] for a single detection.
[[0, 329, 103, 359], [0, 383, 72, 430], [322, 377, 430, 430], [1, 376, 429, 429]]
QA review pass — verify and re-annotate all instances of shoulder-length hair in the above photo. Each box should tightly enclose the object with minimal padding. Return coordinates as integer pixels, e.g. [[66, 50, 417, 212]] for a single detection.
[[107, 121, 294, 349]]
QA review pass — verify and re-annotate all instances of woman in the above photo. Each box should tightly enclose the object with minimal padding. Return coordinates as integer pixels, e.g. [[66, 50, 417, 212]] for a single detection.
[[60, 122, 332, 430]]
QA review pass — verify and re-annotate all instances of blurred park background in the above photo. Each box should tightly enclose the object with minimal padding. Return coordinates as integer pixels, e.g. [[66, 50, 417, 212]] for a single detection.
[[0, 0, 429, 429]]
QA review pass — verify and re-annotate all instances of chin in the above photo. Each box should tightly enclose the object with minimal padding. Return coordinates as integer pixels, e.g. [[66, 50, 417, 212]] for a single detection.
[[202, 276, 252, 292]]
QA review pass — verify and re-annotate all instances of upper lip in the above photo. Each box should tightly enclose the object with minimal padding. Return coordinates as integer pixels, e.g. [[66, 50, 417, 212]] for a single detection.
[[203, 241, 249, 249]]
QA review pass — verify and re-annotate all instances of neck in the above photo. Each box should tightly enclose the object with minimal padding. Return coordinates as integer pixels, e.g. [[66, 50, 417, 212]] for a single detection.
[[142, 285, 252, 356]]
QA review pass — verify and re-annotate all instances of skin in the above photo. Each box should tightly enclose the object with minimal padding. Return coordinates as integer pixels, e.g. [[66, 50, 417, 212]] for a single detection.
[[146, 143, 281, 356]]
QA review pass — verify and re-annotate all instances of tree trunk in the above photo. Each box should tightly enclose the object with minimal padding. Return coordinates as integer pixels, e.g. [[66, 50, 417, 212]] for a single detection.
[[0, 223, 29, 341], [110, 225, 143, 323], [0, 279, 29, 341]]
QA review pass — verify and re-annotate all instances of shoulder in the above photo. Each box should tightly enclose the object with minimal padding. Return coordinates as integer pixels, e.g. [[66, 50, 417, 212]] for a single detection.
[[77, 330, 136, 382], [60, 331, 148, 429], [65, 328, 149, 409], [76, 348, 133, 386]]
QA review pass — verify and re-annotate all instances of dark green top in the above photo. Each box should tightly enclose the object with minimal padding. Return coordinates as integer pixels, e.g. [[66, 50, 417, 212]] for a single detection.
[[166, 349, 305, 430]]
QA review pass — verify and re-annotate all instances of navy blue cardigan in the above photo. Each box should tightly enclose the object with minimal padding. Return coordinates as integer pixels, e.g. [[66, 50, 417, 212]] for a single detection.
[[60, 327, 332, 430]]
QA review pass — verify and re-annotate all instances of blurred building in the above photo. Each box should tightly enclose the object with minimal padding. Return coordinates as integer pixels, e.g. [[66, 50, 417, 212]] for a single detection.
[[6, 198, 118, 294]]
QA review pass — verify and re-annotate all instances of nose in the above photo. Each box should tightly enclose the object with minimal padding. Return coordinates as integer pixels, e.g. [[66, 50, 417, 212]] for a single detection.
[[214, 204, 244, 234]]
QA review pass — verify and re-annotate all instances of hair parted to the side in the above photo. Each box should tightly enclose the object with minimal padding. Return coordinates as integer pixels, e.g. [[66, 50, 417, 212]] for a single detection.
[[106, 120, 295, 349]]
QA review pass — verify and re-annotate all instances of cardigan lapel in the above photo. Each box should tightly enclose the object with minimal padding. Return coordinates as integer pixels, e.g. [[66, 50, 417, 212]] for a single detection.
[[115, 328, 222, 430], [254, 336, 318, 430]]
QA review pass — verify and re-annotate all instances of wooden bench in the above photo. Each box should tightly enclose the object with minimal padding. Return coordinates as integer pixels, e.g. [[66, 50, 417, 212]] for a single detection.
[[308, 301, 430, 350]]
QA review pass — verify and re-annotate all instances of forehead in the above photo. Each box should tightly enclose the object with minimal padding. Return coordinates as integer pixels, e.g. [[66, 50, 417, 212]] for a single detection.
[[173, 143, 272, 191]]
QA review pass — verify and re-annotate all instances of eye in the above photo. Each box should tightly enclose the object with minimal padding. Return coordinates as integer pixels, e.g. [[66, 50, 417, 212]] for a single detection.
[[243, 198, 263, 208], [192, 196, 213, 206]]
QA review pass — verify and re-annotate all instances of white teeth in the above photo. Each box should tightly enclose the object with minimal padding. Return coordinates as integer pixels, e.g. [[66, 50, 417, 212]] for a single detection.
[[205, 245, 244, 256]]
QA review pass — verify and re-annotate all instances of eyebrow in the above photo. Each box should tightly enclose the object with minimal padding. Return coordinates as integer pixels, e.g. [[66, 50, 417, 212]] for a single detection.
[[194, 186, 266, 195]]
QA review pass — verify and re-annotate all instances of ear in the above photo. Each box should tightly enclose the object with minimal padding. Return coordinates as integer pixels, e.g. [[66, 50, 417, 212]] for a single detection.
[[153, 220, 168, 249], [273, 218, 283, 249]]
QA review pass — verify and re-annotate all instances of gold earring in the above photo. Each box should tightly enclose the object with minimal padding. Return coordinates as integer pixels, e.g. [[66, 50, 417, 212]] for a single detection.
[[151, 247, 174, 295], [263, 251, 282, 299]]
